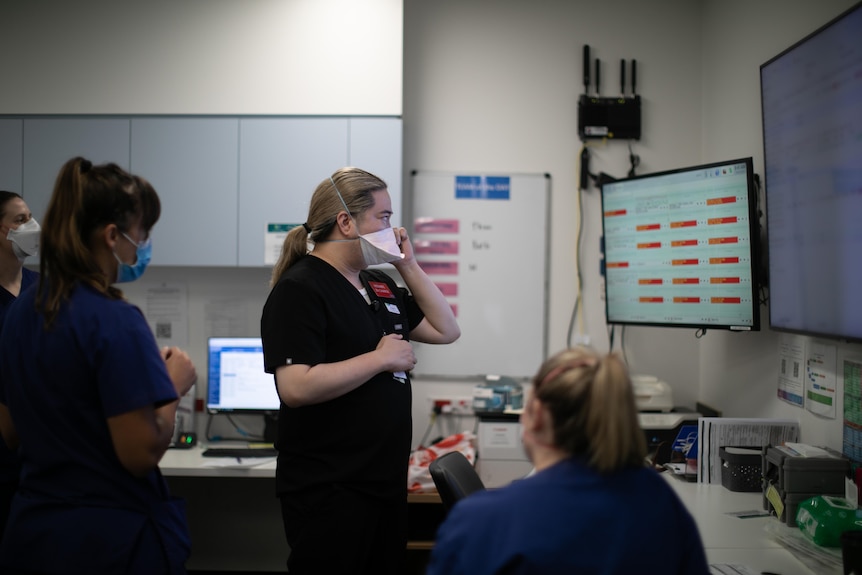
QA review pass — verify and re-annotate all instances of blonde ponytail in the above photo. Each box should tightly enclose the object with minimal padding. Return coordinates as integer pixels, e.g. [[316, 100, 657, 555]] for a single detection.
[[532, 347, 647, 474]]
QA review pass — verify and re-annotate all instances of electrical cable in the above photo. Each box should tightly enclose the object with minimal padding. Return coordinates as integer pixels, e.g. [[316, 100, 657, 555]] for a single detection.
[[627, 142, 640, 177], [567, 153, 588, 348], [417, 411, 438, 449], [620, 325, 629, 366]]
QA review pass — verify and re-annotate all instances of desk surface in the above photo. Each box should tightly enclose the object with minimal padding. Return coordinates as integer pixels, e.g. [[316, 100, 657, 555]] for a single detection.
[[162, 443, 277, 478], [160, 446, 839, 574]]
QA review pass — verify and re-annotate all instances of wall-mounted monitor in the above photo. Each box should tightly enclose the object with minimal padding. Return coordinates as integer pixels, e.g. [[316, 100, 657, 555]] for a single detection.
[[205, 337, 280, 413], [600, 158, 761, 332], [760, 1, 862, 342]]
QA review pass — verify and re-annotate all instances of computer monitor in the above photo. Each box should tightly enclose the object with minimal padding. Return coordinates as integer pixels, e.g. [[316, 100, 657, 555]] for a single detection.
[[760, 1, 862, 342], [600, 157, 761, 332], [206, 337, 280, 413]]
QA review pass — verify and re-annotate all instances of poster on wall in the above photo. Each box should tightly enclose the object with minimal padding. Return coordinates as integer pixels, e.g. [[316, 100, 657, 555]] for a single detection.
[[805, 340, 837, 418], [842, 358, 862, 463], [777, 334, 805, 407]]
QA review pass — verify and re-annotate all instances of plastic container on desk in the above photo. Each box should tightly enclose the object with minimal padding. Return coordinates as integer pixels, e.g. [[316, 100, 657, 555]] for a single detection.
[[472, 375, 524, 413]]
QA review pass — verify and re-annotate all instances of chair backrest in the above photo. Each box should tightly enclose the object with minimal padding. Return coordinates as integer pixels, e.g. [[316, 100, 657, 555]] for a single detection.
[[428, 451, 486, 512]]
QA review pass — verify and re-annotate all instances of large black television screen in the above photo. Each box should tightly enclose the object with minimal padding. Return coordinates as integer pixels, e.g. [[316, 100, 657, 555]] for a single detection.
[[760, 2, 862, 342], [600, 158, 761, 332]]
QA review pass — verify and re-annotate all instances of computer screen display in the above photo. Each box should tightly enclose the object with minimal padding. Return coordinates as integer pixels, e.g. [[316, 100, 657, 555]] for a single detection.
[[205, 337, 280, 412], [760, 1, 862, 342], [600, 158, 761, 332]]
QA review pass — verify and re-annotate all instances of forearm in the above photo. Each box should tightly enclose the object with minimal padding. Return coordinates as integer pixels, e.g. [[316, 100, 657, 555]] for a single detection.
[[276, 351, 390, 407], [396, 260, 461, 343]]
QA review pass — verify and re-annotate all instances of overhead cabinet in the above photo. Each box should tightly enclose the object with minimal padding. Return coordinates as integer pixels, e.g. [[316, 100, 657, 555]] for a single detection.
[[0, 116, 401, 267]]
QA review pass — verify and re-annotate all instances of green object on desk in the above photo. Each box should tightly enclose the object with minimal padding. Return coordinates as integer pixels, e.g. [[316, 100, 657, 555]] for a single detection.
[[796, 495, 862, 547]]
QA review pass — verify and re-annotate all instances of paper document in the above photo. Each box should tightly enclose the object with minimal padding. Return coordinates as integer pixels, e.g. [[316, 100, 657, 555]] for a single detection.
[[697, 418, 799, 484], [200, 457, 276, 469]]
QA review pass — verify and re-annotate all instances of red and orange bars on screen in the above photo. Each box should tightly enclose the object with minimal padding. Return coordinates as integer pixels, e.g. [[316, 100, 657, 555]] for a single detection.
[[639, 296, 664, 303], [708, 237, 738, 245], [673, 297, 701, 303], [637, 242, 661, 249], [670, 220, 697, 228], [636, 223, 660, 231], [711, 297, 741, 303], [710, 277, 740, 284], [708, 216, 737, 225], [709, 257, 739, 264], [672, 259, 699, 266], [672, 278, 699, 284], [671, 239, 697, 247], [707, 196, 737, 206], [606, 262, 629, 269], [604, 209, 627, 217], [638, 278, 663, 285]]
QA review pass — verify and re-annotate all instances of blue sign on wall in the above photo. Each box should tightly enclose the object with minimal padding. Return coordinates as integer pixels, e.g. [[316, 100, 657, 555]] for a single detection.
[[455, 175, 511, 199]]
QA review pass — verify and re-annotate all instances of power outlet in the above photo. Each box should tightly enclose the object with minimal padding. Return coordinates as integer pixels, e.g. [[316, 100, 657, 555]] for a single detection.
[[430, 396, 474, 415]]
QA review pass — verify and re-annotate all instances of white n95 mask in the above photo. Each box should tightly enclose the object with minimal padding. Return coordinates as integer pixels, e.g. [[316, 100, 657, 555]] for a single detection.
[[7, 218, 41, 259], [359, 227, 404, 266]]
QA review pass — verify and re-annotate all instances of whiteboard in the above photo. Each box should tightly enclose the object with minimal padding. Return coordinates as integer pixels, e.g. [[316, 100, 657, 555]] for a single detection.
[[409, 172, 550, 379]]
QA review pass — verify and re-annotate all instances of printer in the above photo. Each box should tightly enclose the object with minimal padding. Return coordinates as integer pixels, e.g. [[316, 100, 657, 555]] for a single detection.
[[632, 375, 700, 452], [632, 375, 673, 412]]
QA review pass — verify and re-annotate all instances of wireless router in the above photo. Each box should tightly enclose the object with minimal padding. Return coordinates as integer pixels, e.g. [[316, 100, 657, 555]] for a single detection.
[[578, 46, 642, 140]]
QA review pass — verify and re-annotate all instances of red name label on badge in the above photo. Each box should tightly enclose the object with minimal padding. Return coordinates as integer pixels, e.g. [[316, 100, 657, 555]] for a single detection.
[[369, 281, 394, 299]]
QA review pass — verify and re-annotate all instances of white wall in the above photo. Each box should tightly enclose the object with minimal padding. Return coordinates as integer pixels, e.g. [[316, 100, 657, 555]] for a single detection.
[[0, 0, 402, 115]]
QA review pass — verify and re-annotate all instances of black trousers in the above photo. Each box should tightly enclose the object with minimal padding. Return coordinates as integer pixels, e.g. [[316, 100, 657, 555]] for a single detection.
[[280, 484, 407, 575]]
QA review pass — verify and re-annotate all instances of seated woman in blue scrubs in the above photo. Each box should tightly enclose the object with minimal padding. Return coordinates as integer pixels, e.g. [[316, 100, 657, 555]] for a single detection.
[[427, 346, 710, 575], [0, 157, 197, 575]]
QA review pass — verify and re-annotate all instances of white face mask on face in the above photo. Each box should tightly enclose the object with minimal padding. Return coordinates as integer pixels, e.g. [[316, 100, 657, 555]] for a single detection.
[[329, 175, 403, 266], [359, 227, 404, 266], [6, 218, 41, 259]]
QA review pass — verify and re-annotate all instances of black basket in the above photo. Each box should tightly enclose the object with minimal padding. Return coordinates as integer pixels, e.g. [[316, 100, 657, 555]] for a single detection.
[[719, 446, 762, 492]]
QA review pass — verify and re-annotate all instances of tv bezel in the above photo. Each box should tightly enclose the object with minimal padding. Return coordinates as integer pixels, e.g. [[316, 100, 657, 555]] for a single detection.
[[759, 1, 862, 343], [600, 157, 762, 333]]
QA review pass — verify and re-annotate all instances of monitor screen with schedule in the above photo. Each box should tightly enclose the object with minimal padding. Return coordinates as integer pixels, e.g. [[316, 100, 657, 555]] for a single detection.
[[600, 157, 761, 332], [205, 337, 281, 412]]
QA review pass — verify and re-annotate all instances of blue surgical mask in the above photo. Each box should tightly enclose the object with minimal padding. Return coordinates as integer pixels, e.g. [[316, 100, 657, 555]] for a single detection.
[[114, 233, 152, 283]]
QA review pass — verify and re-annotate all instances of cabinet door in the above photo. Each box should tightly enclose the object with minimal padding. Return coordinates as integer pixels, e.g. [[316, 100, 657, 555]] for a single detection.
[[0, 119, 23, 193], [22, 118, 131, 223], [237, 118, 348, 267], [131, 118, 239, 266], [348, 117, 403, 226]]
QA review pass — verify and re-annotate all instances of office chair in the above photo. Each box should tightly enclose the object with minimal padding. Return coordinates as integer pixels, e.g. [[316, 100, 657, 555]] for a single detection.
[[428, 451, 486, 512]]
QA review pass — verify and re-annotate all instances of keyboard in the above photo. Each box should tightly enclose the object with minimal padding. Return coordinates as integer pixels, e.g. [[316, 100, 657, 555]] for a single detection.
[[201, 447, 278, 458]]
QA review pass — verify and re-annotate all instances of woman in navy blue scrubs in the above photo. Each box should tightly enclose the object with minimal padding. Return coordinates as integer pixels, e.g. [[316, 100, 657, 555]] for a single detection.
[[427, 346, 710, 575], [0, 191, 40, 545], [0, 158, 197, 574]]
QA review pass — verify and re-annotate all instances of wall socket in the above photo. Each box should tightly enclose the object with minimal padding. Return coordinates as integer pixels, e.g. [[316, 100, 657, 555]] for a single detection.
[[429, 396, 474, 415]]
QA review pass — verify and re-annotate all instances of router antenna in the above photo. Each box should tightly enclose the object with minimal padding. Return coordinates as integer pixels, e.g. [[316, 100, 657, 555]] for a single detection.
[[631, 59, 637, 97], [583, 45, 591, 94], [620, 59, 626, 97], [595, 58, 601, 96]]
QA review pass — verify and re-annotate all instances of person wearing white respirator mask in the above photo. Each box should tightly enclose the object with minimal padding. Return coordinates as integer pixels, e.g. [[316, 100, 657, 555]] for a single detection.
[[261, 167, 460, 575], [0, 191, 40, 547]]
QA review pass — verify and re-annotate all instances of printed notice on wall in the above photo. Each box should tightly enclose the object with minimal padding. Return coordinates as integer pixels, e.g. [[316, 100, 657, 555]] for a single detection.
[[144, 283, 189, 349], [777, 333, 805, 407], [805, 340, 837, 418], [842, 357, 862, 463], [265, 223, 300, 266]]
